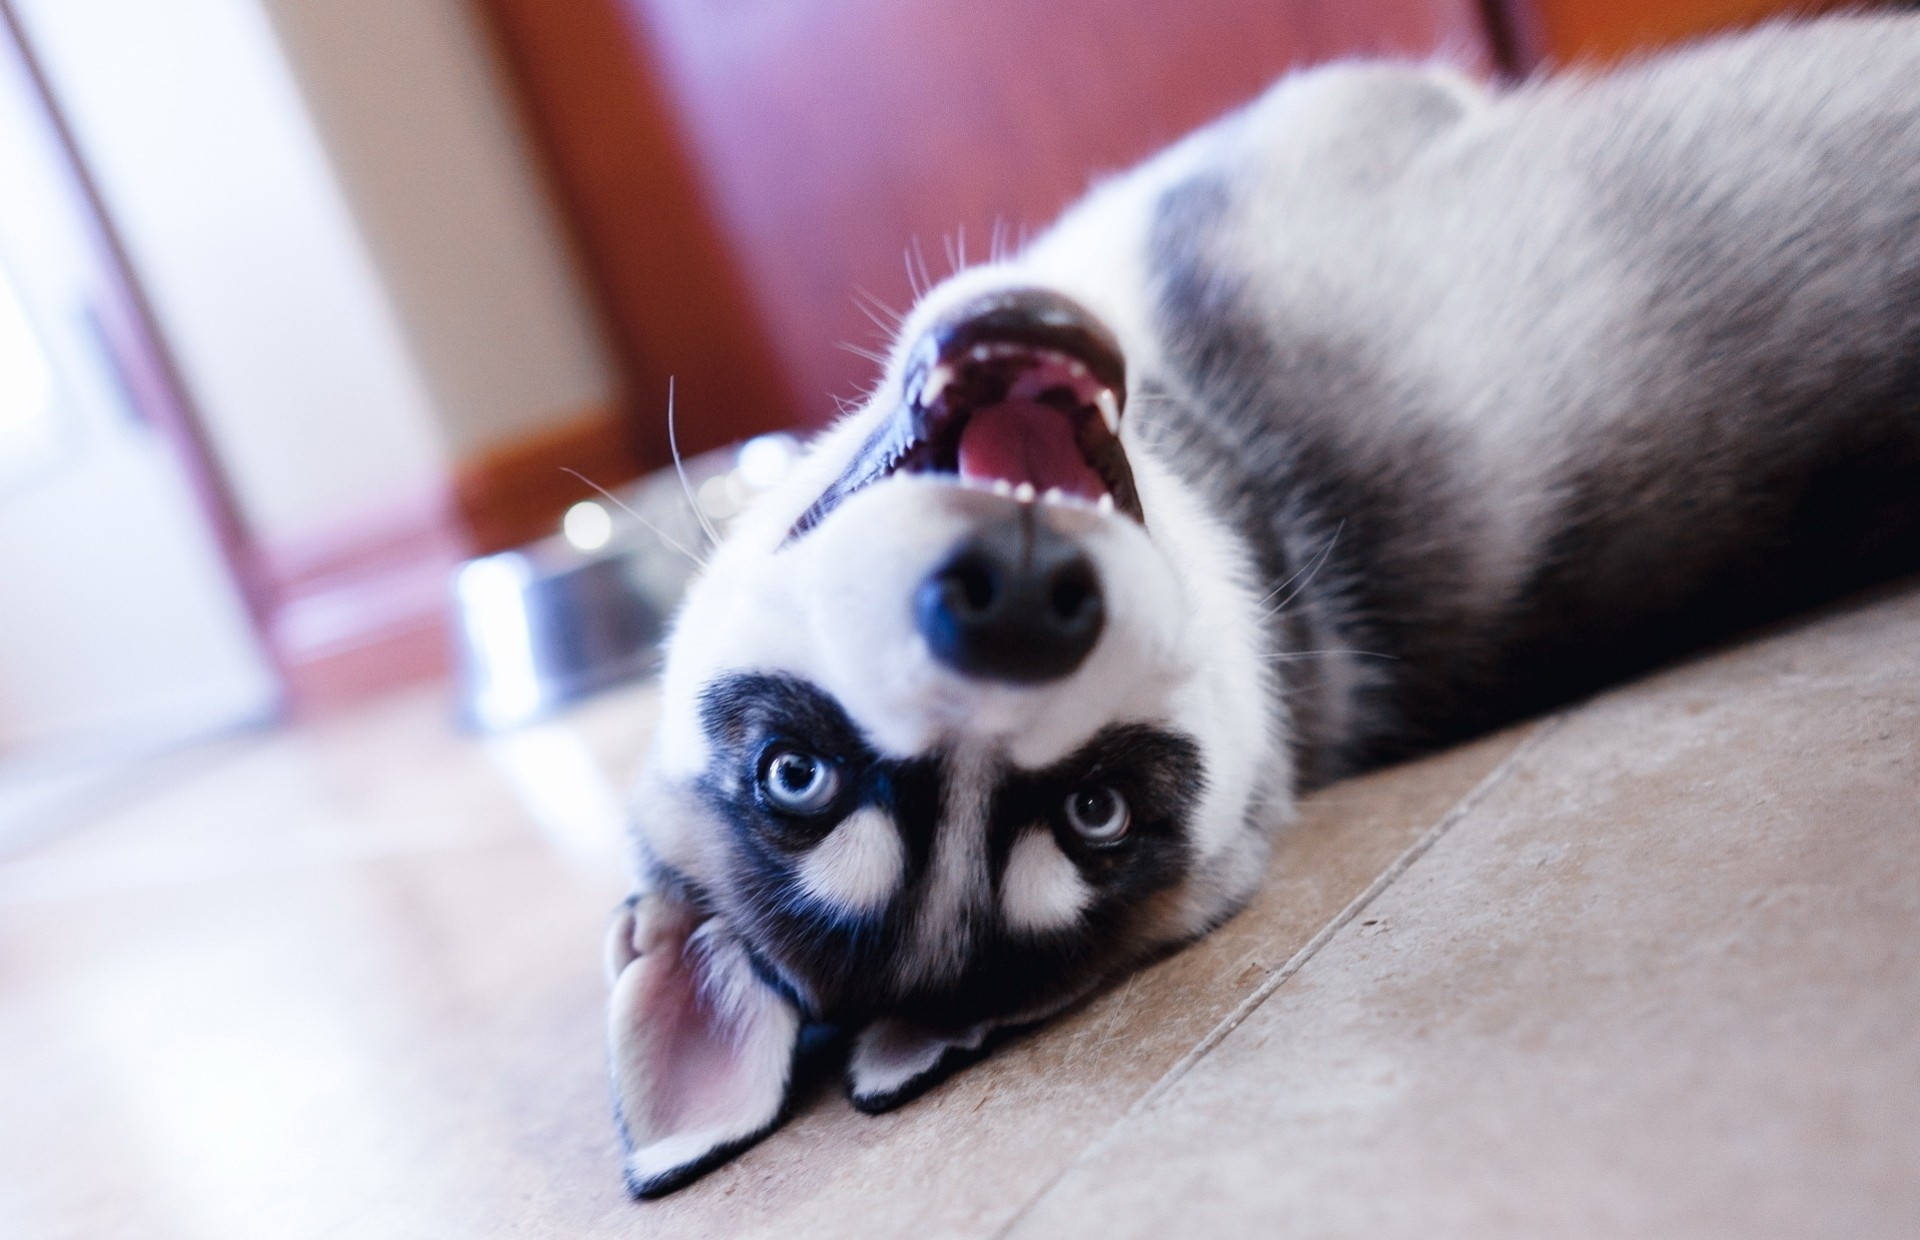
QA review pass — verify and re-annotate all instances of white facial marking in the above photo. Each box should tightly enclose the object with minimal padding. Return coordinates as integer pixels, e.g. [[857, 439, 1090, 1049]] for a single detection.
[[901, 746, 995, 985], [794, 808, 906, 914], [1000, 828, 1093, 934]]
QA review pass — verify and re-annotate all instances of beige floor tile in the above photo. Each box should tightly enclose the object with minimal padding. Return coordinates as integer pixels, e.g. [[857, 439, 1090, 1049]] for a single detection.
[[1008, 587, 1920, 1240], [0, 673, 1526, 1238], [0, 682, 654, 906], [33, 581, 1907, 1239], [611, 729, 1527, 1240]]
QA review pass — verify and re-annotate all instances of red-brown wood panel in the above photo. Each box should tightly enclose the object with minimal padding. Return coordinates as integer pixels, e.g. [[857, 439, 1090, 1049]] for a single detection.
[[632, 0, 1494, 432], [475, 0, 795, 466], [481, 1, 1495, 454], [1495, 0, 1869, 69]]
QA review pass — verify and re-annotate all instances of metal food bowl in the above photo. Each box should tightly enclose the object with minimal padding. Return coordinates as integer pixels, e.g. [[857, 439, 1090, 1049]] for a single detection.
[[451, 434, 799, 730]]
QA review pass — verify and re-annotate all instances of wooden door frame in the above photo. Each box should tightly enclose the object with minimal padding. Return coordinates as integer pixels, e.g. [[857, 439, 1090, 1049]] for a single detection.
[[471, 0, 800, 464], [0, 1, 289, 704]]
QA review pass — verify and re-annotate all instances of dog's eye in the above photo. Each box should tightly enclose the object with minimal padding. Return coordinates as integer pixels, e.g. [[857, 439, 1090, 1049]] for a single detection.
[[758, 747, 841, 816], [1064, 786, 1129, 844]]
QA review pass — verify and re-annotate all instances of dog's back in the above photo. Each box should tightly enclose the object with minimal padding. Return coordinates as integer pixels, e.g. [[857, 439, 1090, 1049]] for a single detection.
[[1126, 16, 1920, 778]]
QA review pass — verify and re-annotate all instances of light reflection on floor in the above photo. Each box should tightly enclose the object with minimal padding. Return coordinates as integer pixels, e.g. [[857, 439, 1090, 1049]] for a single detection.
[[0, 677, 659, 1239]]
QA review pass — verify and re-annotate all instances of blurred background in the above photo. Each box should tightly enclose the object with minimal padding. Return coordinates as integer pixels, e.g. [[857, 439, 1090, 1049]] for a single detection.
[[7, 5, 1918, 1237], [0, 0, 1865, 842]]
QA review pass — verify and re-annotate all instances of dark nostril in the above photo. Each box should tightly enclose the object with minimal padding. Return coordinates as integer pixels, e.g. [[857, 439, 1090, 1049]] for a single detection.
[[952, 555, 998, 615], [1048, 562, 1096, 624], [915, 513, 1104, 684]]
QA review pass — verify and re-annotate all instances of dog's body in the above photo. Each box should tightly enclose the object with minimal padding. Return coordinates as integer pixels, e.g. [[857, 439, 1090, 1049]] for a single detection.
[[608, 16, 1920, 1196]]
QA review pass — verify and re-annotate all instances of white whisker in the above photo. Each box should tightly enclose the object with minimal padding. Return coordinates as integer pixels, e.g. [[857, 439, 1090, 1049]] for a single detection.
[[665, 378, 723, 551], [1260, 647, 1399, 664], [1260, 519, 1345, 617], [853, 288, 904, 330], [838, 341, 890, 365], [558, 467, 707, 567], [910, 236, 934, 298]]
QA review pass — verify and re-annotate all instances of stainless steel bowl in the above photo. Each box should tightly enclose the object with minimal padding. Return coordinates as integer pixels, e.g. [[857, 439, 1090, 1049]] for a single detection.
[[451, 434, 799, 730]]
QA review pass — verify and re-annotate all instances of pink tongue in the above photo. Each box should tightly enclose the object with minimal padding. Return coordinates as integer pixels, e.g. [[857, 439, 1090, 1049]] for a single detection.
[[956, 401, 1108, 500]]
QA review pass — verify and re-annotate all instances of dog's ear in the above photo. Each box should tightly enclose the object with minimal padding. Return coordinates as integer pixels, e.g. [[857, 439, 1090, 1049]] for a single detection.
[[606, 891, 801, 1198], [845, 1017, 992, 1113]]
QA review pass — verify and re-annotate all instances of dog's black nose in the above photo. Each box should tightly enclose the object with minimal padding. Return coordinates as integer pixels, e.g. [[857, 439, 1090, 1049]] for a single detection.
[[915, 512, 1104, 683]]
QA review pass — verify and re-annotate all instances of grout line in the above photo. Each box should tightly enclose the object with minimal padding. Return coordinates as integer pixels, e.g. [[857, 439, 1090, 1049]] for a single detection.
[[991, 713, 1566, 1239], [1132, 715, 1565, 1114]]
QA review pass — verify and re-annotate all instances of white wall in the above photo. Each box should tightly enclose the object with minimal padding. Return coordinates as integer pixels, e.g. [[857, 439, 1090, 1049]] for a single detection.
[[262, 0, 616, 459], [0, 25, 277, 768], [11, 0, 451, 540], [10, 0, 619, 545]]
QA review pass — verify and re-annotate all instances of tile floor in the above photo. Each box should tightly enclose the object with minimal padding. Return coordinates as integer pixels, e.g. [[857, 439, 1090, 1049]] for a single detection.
[[2, 584, 1916, 1239]]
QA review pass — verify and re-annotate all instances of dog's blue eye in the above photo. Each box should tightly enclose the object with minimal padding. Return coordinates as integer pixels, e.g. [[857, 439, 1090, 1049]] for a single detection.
[[1065, 786, 1129, 844], [759, 747, 840, 815]]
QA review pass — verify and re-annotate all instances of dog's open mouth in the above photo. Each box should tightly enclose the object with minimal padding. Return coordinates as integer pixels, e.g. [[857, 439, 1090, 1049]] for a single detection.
[[791, 289, 1142, 537]]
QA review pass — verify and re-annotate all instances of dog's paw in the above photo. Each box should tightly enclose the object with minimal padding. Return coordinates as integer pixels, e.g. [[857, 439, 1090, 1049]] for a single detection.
[[844, 1018, 991, 1113]]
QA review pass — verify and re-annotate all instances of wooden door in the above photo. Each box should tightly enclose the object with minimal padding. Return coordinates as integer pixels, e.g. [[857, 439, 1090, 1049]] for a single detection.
[[476, 0, 1497, 460]]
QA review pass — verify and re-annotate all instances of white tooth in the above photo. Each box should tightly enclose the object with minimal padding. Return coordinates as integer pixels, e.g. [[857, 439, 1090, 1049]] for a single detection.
[[992, 479, 1014, 496], [1095, 389, 1121, 433], [1013, 482, 1036, 503], [971, 344, 993, 361], [920, 363, 954, 404], [1042, 487, 1065, 506], [1097, 494, 1115, 514]]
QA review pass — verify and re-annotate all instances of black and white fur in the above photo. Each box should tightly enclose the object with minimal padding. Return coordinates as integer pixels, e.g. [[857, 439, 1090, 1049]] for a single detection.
[[606, 15, 1920, 1197]]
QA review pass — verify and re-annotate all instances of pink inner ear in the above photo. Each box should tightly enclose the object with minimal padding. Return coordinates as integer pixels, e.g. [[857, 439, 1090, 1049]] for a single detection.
[[607, 896, 801, 1197]]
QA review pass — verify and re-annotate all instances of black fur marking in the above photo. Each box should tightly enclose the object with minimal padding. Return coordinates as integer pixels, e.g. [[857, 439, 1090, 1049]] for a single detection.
[[1147, 174, 1489, 780], [697, 673, 942, 1010], [881, 723, 1204, 1033], [1146, 144, 1920, 780], [989, 723, 1203, 908], [696, 672, 1208, 1033]]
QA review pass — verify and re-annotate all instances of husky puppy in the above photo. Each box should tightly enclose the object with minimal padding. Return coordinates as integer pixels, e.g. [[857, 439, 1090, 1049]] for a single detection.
[[605, 15, 1920, 1197]]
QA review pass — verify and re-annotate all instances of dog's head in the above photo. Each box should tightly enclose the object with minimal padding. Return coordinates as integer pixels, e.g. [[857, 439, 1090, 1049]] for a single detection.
[[609, 277, 1277, 1196]]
